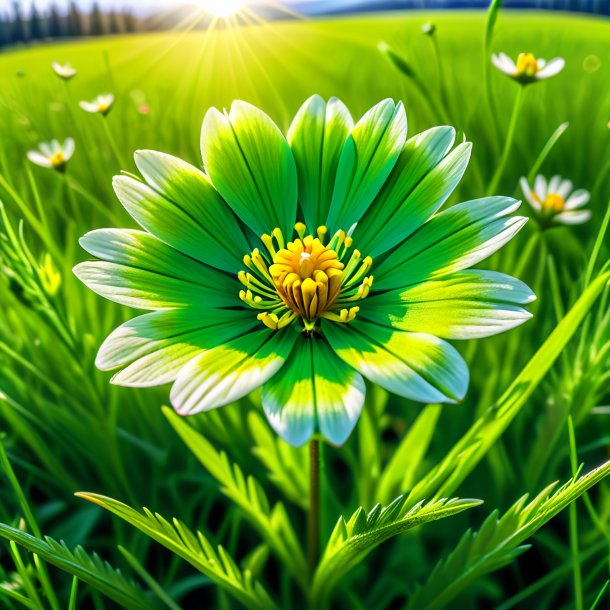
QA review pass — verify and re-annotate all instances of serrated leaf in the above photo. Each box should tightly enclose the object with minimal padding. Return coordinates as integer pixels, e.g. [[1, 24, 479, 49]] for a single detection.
[[0, 523, 153, 610], [163, 408, 308, 588], [406, 460, 610, 610], [312, 495, 482, 606], [76, 493, 278, 610]]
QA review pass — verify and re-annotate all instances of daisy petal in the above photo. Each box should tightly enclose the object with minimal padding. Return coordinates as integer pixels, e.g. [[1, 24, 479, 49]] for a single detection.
[[288, 95, 353, 230], [554, 210, 592, 225], [201, 101, 298, 237], [362, 270, 534, 339], [170, 328, 298, 415], [262, 337, 365, 447], [519, 176, 540, 212], [125, 151, 249, 273], [565, 189, 590, 210], [325, 319, 468, 403], [557, 179, 573, 198], [27, 151, 53, 168], [98, 308, 258, 387], [537, 57, 565, 79], [374, 197, 526, 291], [534, 175, 547, 201], [325, 99, 407, 231], [75, 229, 237, 309], [548, 175, 561, 194], [355, 127, 465, 256]]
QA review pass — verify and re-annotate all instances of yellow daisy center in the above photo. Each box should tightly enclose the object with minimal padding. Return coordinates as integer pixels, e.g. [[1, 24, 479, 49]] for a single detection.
[[50, 151, 65, 167], [239, 223, 373, 332], [515, 53, 539, 77], [98, 103, 109, 113], [542, 193, 565, 214]]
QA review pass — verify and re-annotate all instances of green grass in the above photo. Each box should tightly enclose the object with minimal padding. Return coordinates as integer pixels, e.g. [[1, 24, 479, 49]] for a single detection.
[[0, 9, 609, 610]]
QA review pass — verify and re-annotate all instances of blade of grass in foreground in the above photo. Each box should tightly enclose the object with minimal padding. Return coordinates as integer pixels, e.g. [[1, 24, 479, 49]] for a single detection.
[[408, 269, 610, 505]]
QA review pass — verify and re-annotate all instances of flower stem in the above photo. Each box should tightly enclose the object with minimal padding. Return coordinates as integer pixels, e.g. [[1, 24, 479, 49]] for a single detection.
[[101, 117, 128, 169], [487, 86, 526, 196], [308, 439, 320, 575]]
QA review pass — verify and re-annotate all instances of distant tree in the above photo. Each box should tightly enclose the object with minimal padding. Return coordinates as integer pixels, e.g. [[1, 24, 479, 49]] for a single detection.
[[11, 1, 27, 43], [67, 1, 83, 37], [47, 3, 63, 38], [29, 1, 45, 40], [90, 2, 105, 36], [108, 10, 123, 34], [0, 13, 8, 47], [123, 9, 138, 32]]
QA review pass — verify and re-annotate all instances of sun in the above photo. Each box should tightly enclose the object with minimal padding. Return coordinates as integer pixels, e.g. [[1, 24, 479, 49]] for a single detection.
[[198, 0, 246, 18]]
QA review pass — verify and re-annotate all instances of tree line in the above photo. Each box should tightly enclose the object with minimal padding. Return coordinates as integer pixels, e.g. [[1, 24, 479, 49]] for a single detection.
[[0, 2, 139, 48]]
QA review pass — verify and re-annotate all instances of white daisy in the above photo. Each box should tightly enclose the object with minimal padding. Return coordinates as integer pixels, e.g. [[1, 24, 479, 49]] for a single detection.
[[492, 52, 565, 85], [27, 138, 75, 172], [520, 175, 591, 227], [79, 94, 115, 116], [52, 61, 77, 80]]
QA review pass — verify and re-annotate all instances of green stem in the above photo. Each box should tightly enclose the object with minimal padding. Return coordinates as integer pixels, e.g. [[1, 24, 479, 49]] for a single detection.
[[487, 86, 526, 196], [101, 117, 127, 169], [568, 416, 584, 610], [308, 439, 320, 576]]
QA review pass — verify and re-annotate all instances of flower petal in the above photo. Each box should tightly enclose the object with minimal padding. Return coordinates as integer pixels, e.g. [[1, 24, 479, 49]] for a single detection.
[[121, 151, 249, 273], [27, 151, 52, 167], [519, 176, 540, 212], [534, 175, 547, 201], [565, 189, 590, 210], [362, 270, 534, 339], [170, 328, 298, 415], [287, 95, 353, 231], [537, 57, 565, 79], [548, 174, 561, 194], [98, 308, 258, 387], [325, 99, 407, 231], [75, 229, 237, 309], [373, 197, 526, 291], [201, 101, 297, 236], [262, 337, 365, 447], [355, 133, 470, 257], [63, 138, 75, 159], [554, 210, 592, 225], [557, 178, 573, 198], [324, 319, 468, 403]]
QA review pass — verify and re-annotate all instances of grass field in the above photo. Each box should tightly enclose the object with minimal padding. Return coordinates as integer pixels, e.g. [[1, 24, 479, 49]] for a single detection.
[[0, 8, 609, 610]]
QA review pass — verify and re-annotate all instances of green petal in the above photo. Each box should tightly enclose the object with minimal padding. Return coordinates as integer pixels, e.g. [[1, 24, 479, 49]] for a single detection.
[[115, 151, 249, 273], [287, 95, 353, 230], [170, 327, 299, 415], [97, 308, 258, 387], [262, 337, 365, 447], [201, 101, 298, 237], [324, 319, 468, 403], [75, 229, 237, 310], [362, 270, 535, 339], [355, 129, 471, 257], [325, 99, 407, 232], [374, 197, 527, 292]]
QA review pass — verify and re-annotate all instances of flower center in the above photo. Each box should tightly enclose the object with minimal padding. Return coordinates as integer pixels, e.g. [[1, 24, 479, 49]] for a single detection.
[[50, 151, 65, 167], [542, 193, 565, 214], [515, 52, 539, 77], [98, 103, 109, 113], [239, 223, 373, 332]]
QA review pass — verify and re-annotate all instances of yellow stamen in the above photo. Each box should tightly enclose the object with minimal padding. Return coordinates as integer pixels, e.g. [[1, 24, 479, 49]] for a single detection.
[[515, 52, 539, 78], [542, 193, 565, 214], [50, 151, 65, 167]]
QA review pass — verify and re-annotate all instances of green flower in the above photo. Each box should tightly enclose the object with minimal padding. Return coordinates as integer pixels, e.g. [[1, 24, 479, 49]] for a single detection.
[[75, 96, 534, 447]]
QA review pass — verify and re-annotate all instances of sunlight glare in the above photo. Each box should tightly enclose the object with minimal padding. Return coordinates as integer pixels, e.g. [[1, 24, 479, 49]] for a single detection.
[[198, 0, 247, 18]]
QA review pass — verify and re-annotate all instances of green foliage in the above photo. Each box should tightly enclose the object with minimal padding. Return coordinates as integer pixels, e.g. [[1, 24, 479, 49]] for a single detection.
[[312, 496, 482, 606], [76, 493, 279, 610], [407, 460, 610, 609], [0, 523, 153, 610]]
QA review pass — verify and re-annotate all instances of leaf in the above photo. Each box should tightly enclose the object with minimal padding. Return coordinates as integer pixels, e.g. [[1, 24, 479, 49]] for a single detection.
[[76, 493, 279, 610], [311, 495, 482, 606], [163, 407, 308, 588], [248, 411, 309, 509], [0, 523, 153, 610], [408, 270, 610, 506], [406, 460, 610, 610]]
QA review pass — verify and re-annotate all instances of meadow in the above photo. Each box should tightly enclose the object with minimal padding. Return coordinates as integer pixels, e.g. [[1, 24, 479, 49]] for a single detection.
[[0, 7, 609, 609]]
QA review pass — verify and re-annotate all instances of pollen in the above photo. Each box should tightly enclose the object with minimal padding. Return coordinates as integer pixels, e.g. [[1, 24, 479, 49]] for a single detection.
[[239, 224, 374, 331], [542, 193, 565, 214], [50, 151, 65, 168], [515, 52, 539, 78]]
